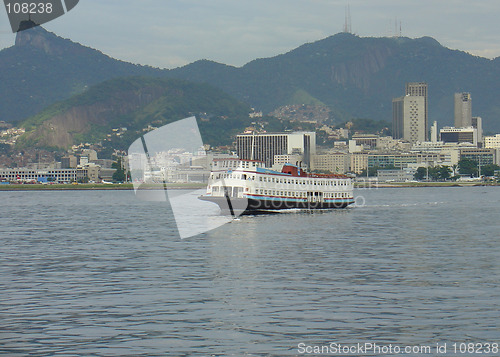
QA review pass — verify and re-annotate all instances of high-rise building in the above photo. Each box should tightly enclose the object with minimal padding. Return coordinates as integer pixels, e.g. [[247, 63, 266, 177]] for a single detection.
[[392, 95, 426, 144], [454, 92, 472, 128], [405, 82, 428, 140], [472, 116, 483, 146], [236, 132, 316, 168]]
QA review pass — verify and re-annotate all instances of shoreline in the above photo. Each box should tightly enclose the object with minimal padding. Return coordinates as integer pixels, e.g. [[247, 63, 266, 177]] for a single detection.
[[0, 182, 497, 191], [0, 183, 206, 191], [354, 182, 499, 188]]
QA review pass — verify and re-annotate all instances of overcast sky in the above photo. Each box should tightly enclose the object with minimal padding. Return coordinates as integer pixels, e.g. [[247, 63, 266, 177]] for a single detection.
[[1, 0, 500, 69]]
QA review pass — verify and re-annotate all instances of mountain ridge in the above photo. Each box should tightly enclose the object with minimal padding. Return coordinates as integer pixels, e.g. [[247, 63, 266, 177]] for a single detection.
[[2, 27, 500, 132], [17, 77, 252, 150], [164, 32, 500, 131], [0, 26, 166, 123]]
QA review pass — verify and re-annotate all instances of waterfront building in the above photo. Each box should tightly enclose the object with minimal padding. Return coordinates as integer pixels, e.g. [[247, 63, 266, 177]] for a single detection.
[[459, 148, 498, 166], [273, 154, 304, 170], [377, 168, 416, 182], [0, 168, 77, 183], [440, 126, 478, 147], [77, 163, 100, 182], [454, 92, 472, 128], [368, 153, 417, 169], [350, 152, 368, 174], [311, 153, 350, 174], [236, 132, 316, 168], [405, 82, 429, 140], [368, 152, 445, 170], [484, 134, 500, 149], [392, 94, 426, 144], [61, 155, 78, 169]]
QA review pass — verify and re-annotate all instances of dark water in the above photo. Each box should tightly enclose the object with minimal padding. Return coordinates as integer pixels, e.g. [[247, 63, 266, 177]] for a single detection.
[[1, 187, 499, 356]]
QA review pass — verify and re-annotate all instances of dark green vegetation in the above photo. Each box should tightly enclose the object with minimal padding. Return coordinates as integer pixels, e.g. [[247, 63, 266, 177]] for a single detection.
[[457, 158, 500, 177], [414, 166, 452, 181], [17, 77, 251, 150], [0, 26, 164, 123], [2, 27, 500, 132], [411, 160, 500, 181], [168, 34, 500, 132], [112, 158, 127, 182]]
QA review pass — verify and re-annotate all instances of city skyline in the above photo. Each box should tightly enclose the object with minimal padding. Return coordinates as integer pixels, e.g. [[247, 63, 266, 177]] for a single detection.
[[2, 1, 500, 69]]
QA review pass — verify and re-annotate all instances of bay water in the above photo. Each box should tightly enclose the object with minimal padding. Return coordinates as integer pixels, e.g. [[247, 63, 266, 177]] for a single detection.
[[1, 187, 499, 356]]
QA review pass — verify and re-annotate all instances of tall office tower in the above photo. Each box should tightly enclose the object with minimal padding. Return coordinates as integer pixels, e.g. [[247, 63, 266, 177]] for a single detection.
[[405, 82, 428, 140], [472, 116, 483, 147], [454, 92, 472, 128], [392, 95, 426, 144], [430, 121, 438, 143], [236, 132, 316, 168]]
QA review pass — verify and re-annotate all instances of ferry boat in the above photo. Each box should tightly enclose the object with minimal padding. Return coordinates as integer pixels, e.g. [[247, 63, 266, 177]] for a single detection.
[[199, 158, 354, 215]]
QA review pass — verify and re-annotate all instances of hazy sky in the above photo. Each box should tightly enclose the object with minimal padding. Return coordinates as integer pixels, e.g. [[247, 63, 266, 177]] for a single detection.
[[1, 0, 500, 69]]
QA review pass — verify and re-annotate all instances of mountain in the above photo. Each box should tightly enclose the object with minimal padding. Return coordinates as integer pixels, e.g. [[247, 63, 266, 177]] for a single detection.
[[2, 27, 500, 132], [167, 33, 500, 132], [0, 26, 166, 123], [17, 77, 251, 149]]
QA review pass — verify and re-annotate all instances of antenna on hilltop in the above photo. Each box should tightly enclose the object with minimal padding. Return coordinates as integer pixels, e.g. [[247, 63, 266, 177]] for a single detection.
[[343, 4, 352, 34], [393, 17, 402, 37]]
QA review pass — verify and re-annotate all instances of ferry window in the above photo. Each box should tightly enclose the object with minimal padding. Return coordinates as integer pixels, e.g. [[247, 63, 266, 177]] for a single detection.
[[259, 177, 262, 181]]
